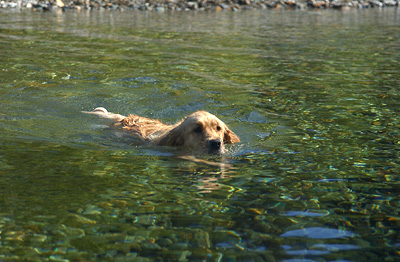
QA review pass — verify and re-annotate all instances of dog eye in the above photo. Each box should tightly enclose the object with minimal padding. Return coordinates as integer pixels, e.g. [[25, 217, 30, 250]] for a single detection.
[[194, 125, 203, 133], [216, 126, 221, 131]]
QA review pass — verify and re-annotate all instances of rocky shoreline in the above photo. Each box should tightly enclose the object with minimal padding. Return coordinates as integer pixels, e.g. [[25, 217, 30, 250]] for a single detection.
[[0, 0, 399, 11]]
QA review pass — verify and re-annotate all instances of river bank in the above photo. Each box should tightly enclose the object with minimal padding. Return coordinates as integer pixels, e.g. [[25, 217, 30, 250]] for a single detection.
[[1, 0, 399, 11]]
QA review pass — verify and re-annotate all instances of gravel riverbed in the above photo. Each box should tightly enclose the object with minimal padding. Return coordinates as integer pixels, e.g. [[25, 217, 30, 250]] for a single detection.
[[0, 0, 399, 11]]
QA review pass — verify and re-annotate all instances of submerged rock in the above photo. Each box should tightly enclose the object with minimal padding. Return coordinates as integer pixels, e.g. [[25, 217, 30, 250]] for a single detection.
[[62, 214, 97, 227]]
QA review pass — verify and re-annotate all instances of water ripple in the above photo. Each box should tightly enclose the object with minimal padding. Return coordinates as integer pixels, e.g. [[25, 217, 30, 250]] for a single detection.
[[281, 227, 358, 239]]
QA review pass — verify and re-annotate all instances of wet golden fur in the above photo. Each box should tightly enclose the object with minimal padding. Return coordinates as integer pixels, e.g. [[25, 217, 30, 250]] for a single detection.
[[84, 107, 240, 154]]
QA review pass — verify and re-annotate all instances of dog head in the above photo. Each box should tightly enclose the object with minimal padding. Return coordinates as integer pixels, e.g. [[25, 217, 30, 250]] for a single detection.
[[159, 111, 240, 154]]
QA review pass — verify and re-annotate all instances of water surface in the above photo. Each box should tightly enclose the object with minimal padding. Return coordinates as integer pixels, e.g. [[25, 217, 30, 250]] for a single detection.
[[0, 8, 399, 261]]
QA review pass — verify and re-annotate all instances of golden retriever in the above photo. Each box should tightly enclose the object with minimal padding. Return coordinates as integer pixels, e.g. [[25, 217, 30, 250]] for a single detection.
[[84, 107, 240, 154]]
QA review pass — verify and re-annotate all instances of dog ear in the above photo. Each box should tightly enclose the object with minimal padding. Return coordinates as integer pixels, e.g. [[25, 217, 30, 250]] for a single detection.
[[158, 125, 185, 146], [224, 126, 240, 144]]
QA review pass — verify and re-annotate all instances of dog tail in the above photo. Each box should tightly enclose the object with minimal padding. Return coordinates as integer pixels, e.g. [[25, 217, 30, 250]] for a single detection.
[[82, 107, 126, 122], [91, 107, 109, 115]]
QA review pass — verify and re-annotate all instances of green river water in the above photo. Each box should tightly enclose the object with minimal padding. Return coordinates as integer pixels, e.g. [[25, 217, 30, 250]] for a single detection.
[[0, 8, 399, 262]]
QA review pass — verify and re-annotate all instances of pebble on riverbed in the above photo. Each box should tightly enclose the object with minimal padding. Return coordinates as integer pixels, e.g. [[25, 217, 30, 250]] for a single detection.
[[0, 0, 398, 11]]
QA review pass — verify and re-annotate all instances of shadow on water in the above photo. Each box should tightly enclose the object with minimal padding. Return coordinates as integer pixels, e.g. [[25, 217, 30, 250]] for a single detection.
[[0, 7, 399, 262]]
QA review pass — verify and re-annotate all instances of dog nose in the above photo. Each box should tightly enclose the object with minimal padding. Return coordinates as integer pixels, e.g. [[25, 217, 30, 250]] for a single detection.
[[208, 139, 221, 151]]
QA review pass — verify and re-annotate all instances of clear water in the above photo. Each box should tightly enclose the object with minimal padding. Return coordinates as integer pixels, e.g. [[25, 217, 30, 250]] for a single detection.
[[0, 8, 399, 261]]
